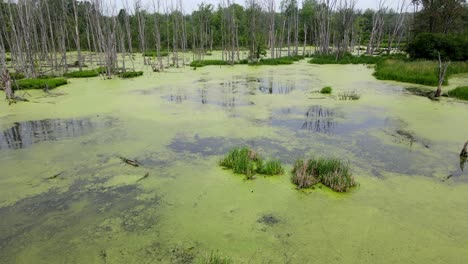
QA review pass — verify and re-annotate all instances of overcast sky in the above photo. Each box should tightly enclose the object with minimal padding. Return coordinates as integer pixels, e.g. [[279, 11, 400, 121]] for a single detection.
[[123, 0, 403, 13]]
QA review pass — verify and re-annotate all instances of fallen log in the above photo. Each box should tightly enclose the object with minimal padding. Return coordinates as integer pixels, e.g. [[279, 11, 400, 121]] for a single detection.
[[118, 156, 140, 167], [47, 171, 65, 180]]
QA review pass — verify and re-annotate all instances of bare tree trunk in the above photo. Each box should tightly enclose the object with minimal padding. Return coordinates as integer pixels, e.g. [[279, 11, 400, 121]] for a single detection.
[[72, 0, 82, 71], [461, 141, 468, 158], [1, 70, 13, 101], [435, 53, 450, 97]]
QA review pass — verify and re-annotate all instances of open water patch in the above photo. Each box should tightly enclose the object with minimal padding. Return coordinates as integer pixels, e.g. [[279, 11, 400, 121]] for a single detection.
[[0, 117, 115, 150]]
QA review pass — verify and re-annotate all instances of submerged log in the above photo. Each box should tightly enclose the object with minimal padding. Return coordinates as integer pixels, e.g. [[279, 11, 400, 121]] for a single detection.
[[118, 156, 140, 167], [461, 141, 468, 158], [47, 171, 65, 180], [136, 172, 149, 182]]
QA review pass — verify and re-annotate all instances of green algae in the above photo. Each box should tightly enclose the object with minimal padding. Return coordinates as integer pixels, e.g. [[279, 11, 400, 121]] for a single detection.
[[0, 55, 468, 263]]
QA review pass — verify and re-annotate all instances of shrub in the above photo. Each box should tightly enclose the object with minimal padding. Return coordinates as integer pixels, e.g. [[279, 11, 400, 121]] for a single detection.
[[291, 158, 356, 192], [14, 78, 68, 90], [448, 86, 468, 101], [119, 71, 143, 78], [220, 147, 284, 179], [64, 69, 102, 78], [320, 86, 332, 94]]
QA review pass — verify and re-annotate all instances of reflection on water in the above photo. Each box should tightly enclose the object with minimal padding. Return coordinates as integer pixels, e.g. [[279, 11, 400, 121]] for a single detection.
[[258, 79, 294, 94], [0, 118, 113, 150], [301, 106, 336, 133]]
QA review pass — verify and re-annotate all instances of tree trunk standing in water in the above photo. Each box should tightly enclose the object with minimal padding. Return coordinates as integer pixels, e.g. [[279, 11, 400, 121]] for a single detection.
[[461, 141, 468, 158], [267, 0, 275, 59], [72, 0, 82, 71], [1, 70, 13, 102], [435, 53, 450, 98]]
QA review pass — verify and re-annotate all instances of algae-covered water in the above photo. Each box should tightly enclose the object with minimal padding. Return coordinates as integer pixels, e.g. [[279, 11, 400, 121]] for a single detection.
[[1, 60, 468, 263]]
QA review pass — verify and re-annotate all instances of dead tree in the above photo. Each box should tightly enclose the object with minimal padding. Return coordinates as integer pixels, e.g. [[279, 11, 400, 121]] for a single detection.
[[461, 141, 468, 158], [1, 69, 14, 101], [367, 0, 387, 55], [435, 52, 450, 98]]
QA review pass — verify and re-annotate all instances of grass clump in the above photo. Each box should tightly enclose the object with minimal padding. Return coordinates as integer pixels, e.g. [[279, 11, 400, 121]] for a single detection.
[[252, 56, 304, 66], [198, 251, 232, 264], [220, 147, 284, 179], [14, 78, 68, 90], [338, 91, 360, 100], [190, 60, 230, 67], [320, 86, 332, 94], [64, 68, 103, 78], [448, 86, 468, 100], [258, 160, 284, 176], [309, 53, 383, 65], [119, 71, 143, 78], [143, 51, 169, 57], [374, 60, 468, 86], [291, 158, 356, 192]]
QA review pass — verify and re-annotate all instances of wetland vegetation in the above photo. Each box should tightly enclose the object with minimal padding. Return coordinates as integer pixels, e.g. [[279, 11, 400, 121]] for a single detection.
[[0, 0, 467, 263]]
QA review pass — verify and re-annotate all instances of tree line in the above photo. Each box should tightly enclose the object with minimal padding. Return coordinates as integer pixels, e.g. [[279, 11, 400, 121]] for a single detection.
[[0, 0, 466, 79]]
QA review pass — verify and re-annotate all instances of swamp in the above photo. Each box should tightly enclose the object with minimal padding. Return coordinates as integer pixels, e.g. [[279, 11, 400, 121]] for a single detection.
[[1, 0, 468, 263]]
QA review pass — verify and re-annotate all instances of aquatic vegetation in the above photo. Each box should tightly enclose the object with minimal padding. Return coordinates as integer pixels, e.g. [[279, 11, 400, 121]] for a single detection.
[[448, 86, 468, 101], [143, 51, 169, 57], [338, 91, 360, 100], [64, 69, 103, 78], [198, 251, 232, 264], [257, 159, 284, 176], [219, 147, 284, 179], [120, 71, 144, 78], [190, 60, 230, 67], [374, 59, 468, 86], [9, 72, 25, 80], [320, 86, 332, 94], [309, 54, 384, 65], [253, 56, 304, 66], [291, 158, 356, 192], [257, 214, 280, 225], [14, 78, 68, 90]]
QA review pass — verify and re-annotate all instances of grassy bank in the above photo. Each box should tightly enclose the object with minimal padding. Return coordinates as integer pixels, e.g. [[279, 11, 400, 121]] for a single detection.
[[374, 60, 468, 86], [14, 78, 68, 90], [448, 86, 468, 100]]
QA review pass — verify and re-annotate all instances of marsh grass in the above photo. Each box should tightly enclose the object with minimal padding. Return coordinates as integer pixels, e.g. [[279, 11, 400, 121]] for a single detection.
[[374, 60, 468, 86], [120, 71, 144, 78], [198, 252, 232, 264], [309, 54, 384, 65], [14, 78, 68, 90], [253, 56, 304, 66], [143, 51, 169, 57], [220, 147, 284, 179], [338, 91, 360, 100], [291, 158, 355, 192], [448, 86, 468, 101], [64, 68, 103, 78], [258, 159, 284, 176], [190, 60, 230, 67], [320, 86, 332, 94]]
